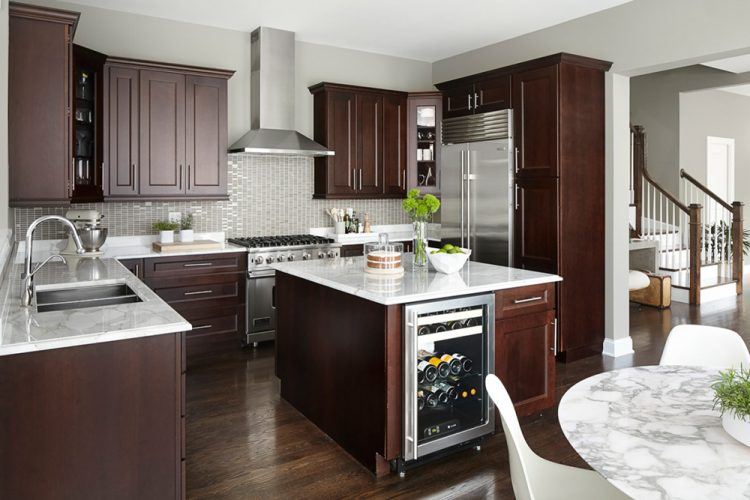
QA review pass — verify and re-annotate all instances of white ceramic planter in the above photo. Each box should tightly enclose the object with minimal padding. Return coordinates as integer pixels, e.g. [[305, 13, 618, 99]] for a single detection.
[[180, 229, 194, 242], [160, 230, 174, 244], [722, 412, 750, 446]]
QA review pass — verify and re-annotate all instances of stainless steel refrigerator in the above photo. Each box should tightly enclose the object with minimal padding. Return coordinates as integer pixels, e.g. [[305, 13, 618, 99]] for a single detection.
[[440, 109, 514, 266]]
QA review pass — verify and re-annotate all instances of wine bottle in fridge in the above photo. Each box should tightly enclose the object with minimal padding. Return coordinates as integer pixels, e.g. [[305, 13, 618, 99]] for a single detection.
[[451, 353, 473, 373], [422, 385, 449, 404], [417, 359, 438, 383], [418, 349, 451, 378], [439, 354, 463, 375]]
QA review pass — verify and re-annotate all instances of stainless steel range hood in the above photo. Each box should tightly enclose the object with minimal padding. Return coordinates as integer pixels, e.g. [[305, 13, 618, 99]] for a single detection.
[[229, 27, 333, 157]]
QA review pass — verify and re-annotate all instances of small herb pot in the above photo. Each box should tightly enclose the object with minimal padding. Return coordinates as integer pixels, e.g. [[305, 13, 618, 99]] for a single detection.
[[160, 230, 175, 244], [722, 412, 750, 446], [180, 229, 194, 243]]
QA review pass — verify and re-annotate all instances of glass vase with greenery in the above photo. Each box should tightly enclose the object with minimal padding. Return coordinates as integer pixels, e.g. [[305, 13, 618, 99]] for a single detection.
[[402, 188, 440, 267]]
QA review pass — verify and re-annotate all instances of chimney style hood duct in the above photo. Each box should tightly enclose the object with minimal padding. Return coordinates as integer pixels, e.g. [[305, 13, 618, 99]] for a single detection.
[[229, 27, 333, 157]]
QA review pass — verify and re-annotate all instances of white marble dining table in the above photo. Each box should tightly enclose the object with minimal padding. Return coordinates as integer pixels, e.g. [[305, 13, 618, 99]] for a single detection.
[[558, 365, 750, 500]]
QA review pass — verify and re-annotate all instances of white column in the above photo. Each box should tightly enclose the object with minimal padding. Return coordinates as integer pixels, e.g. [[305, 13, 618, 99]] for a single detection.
[[603, 72, 634, 358]]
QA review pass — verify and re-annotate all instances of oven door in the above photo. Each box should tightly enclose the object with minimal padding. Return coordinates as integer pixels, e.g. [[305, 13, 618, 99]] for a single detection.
[[245, 269, 277, 344]]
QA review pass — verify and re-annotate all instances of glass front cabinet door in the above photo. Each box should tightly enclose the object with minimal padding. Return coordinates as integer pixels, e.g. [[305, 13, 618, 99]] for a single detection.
[[407, 93, 442, 195]]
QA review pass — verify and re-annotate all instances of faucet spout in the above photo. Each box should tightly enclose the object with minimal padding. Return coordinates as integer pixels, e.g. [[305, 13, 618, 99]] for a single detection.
[[21, 215, 85, 307]]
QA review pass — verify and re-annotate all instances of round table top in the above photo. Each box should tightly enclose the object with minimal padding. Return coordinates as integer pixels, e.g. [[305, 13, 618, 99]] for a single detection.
[[559, 365, 750, 500]]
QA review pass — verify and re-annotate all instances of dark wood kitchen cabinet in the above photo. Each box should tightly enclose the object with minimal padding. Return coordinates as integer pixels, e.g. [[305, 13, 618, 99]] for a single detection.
[[104, 58, 233, 200], [438, 74, 510, 119], [437, 53, 611, 362], [9, 3, 79, 206], [0, 333, 186, 499], [495, 283, 557, 417], [310, 82, 409, 199]]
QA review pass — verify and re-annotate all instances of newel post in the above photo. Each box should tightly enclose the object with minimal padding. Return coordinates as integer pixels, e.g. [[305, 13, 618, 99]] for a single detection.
[[688, 203, 702, 305], [732, 201, 744, 295]]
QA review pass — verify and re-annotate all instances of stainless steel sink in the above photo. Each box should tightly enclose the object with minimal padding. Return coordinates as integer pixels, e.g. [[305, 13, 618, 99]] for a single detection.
[[35, 283, 142, 312]]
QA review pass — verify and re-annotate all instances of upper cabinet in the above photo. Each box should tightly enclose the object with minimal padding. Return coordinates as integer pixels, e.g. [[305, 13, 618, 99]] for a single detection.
[[310, 83, 408, 199], [407, 92, 441, 195], [9, 3, 79, 206], [438, 74, 511, 119], [103, 58, 234, 200]]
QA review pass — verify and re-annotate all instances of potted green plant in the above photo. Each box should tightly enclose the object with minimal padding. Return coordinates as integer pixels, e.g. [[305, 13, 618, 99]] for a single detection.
[[712, 367, 750, 446], [402, 188, 440, 267], [153, 220, 179, 244], [180, 214, 194, 243]]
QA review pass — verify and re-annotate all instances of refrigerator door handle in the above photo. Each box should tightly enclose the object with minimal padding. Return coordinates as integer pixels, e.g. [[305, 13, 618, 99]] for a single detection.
[[460, 150, 465, 249], [466, 150, 471, 252]]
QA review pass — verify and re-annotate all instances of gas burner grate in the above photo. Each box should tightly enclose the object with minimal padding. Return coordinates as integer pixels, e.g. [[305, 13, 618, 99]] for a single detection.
[[228, 234, 335, 248]]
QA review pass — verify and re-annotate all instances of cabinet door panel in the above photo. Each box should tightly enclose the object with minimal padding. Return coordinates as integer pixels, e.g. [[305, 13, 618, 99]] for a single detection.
[[356, 93, 384, 194], [383, 94, 407, 195], [513, 65, 558, 178], [139, 70, 185, 196], [326, 91, 357, 195], [476, 74, 511, 113], [9, 14, 72, 204], [186, 75, 227, 196], [107, 66, 140, 196], [514, 177, 558, 274], [442, 84, 474, 119], [495, 310, 556, 416]]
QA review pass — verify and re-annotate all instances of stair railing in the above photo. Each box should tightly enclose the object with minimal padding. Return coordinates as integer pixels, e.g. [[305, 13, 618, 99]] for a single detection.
[[680, 169, 744, 295], [631, 125, 703, 304]]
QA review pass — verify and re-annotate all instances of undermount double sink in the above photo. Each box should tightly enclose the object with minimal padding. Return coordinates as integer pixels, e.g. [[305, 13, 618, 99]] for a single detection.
[[35, 283, 142, 312]]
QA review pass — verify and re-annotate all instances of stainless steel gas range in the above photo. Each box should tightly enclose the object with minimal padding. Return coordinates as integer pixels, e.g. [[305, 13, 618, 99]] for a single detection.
[[227, 235, 341, 345]]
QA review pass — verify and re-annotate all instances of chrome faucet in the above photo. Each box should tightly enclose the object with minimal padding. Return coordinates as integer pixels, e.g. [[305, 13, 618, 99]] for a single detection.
[[21, 215, 85, 307]]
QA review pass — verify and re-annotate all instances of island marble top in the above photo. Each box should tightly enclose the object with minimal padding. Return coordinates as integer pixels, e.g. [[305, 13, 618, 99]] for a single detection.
[[559, 365, 750, 500], [0, 255, 191, 356], [271, 256, 561, 305]]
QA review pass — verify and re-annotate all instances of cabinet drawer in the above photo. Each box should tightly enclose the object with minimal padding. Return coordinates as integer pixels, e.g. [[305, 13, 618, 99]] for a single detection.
[[177, 305, 242, 338], [152, 279, 241, 304], [495, 283, 555, 319], [143, 252, 245, 277]]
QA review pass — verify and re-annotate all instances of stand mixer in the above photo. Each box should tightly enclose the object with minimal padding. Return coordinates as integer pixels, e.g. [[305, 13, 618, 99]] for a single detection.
[[62, 209, 108, 256]]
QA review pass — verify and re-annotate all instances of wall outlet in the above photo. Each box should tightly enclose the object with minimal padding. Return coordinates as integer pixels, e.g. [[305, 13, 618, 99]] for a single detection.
[[168, 212, 182, 224]]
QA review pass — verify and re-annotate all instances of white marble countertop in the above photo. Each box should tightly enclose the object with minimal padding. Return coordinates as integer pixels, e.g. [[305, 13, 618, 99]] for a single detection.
[[559, 365, 750, 500], [271, 255, 561, 305], [0, 253, 191, 357], [310, 223, 441, 245]]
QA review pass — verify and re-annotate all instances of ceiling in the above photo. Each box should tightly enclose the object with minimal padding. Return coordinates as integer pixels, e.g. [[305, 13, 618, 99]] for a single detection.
[[718, 83, 750, 97], [702, 54, 750, 74], [65, 0, 632, 62]]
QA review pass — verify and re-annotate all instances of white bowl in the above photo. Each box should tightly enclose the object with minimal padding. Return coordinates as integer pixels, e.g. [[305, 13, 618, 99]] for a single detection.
[[427, 247, 471, 274]]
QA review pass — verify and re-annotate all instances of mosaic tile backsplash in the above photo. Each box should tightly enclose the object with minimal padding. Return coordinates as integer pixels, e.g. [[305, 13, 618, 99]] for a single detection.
[[14, 154, 410, 241]]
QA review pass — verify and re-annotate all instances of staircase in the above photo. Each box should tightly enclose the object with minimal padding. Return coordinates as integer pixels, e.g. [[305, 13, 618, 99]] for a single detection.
[[630, 125, 744, 305]]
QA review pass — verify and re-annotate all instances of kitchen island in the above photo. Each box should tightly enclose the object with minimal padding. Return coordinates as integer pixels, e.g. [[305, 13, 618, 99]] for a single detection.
[[272, 256, 561, 475], [0, 254, 190, 498]]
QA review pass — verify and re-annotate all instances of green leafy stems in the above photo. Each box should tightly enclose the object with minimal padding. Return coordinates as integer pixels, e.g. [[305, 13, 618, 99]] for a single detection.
[[712, 366, 750, 422], [402, 189, 440, 266], [152, 220, 180, 232], [180, 214, 194, 230]]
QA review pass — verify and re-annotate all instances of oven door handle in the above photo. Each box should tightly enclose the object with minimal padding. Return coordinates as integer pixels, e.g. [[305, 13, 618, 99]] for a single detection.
[[248, 270, 276, 279]]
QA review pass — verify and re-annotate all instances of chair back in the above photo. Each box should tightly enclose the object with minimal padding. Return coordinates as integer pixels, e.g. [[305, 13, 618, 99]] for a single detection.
[[660, 324, 750, 369], [485, 374, 535, 500]]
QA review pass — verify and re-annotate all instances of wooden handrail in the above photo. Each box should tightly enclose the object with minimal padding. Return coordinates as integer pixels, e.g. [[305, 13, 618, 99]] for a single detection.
[[631, 125, 689, 214], [642, 168, 690, 213], [680, 169, 733, 211]]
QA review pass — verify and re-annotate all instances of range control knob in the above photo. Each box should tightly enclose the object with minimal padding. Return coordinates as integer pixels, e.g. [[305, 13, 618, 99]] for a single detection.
[[288, 254, 295, 262], [254, 256, 264, 265], [327, 251, 336, 258], [277, 255, 286, 262], [302, 253, 310, 261], [265, 256, 274, 264], [318, 251, 325, 259]]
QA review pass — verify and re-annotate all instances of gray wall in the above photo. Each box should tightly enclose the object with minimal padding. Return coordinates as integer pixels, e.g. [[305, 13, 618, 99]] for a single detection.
[[679, 89, 750, 229], [0, 2, 10, 257], [38, 0, 434, 144], [631, 65, 750, 194]]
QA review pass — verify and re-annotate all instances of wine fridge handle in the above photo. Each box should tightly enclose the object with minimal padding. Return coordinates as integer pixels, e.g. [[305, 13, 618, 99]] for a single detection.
[[404, 308, 419, 461]]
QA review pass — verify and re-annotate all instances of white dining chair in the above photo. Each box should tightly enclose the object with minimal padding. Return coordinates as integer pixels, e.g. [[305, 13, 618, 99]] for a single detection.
[[659, 324, 750, 369], [485, 375, 628, 500]]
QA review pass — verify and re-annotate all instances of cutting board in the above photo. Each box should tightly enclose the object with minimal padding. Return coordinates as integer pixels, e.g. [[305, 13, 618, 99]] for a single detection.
[[152, 240, 224, 253]]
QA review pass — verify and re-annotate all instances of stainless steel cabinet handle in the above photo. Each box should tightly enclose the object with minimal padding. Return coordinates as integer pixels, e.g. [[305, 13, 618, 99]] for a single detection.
[[551, 318, 558, 356], [184, 290, 213, 296], [514, 147, 519, 174], [183, 262, 212, 268], [514, 296, 543, 304], [134, 264, 139, 277], [474, 92, 479, 110], [515, 183, 519, 210], [188, 165, 191, 190], [192, 324, 212, 330], [131, 164, 136, 189], [467, 93, 472, 111], [359, 169, 363, 190], [179, 165, 183, 190], [460, 151, 465, 249]]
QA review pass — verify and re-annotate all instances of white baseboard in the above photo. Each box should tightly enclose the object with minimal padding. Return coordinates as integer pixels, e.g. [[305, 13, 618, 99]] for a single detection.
[[602, 336, 634, 358]]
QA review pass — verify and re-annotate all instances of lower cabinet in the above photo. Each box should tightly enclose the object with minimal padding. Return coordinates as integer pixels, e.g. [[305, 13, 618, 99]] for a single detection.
[[120, 253, 246, 361], [494, 283, 557, 417], [0, 333, 185, 499]]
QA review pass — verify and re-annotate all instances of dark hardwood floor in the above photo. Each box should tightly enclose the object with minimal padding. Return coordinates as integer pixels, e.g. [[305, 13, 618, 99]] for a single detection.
[[186, 284, 749, 499]]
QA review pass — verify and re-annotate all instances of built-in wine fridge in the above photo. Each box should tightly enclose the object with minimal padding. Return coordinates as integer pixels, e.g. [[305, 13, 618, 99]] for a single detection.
[[397, 294, 495, 474]]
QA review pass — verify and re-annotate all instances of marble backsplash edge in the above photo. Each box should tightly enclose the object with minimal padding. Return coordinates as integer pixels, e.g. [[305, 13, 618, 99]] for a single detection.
[[13, 154, 411, 241]]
